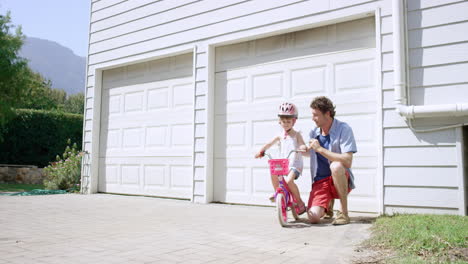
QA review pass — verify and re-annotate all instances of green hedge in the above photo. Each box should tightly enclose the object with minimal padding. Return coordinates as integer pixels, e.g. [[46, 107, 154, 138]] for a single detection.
[[0, 109, 83, 167]]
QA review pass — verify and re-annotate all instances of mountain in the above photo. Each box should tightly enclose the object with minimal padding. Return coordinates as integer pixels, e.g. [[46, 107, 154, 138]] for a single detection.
[[19, 37, 86, 95]]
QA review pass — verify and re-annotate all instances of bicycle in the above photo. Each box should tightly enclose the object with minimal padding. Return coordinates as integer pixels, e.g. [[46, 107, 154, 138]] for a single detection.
[[263, 150, 303, 227]]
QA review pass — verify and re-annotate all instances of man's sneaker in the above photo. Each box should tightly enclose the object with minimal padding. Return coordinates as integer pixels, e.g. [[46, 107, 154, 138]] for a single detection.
[[323, 209, 334, 219], [323, 200, 335, 219], [332, 211, 350, 225]]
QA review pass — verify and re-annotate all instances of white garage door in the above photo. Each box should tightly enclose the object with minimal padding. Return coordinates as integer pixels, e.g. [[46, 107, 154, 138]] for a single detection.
[[99, 54, 194, 198], [213, 17, 379, 212]]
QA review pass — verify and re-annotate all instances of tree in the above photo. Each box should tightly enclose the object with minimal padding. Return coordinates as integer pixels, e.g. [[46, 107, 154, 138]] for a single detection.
[[64, 93, 84, 114], [49, 89, 67, 108], [16, 68, 58, 110], [0, 11, 29, 127]]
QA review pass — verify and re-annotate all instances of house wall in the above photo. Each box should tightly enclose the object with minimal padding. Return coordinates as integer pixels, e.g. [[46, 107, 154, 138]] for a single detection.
[[83, 0, 467, 214], [381, 0, 468, 215]]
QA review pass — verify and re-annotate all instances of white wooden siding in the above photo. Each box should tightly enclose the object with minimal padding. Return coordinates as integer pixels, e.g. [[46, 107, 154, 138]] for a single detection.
[[385, 167, 459, 187], [385, 187, 459, 208], [87, 0, 376, 65], [90, 0, 248, 41], [408, 21, 468, 48]]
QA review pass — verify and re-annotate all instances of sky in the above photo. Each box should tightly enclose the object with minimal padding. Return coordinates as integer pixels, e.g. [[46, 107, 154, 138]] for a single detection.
[[0, 0, 91, 57]]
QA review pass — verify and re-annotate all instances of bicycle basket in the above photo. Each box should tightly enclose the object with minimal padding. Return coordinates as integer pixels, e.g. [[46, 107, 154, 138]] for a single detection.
[[268, 159, 289, 175]]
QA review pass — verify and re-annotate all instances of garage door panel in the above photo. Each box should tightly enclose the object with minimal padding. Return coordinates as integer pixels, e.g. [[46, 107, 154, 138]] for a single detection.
[[252, 167, 274, 193], [338, 114, 376, 142], [353, 156, 378, 170], [170, 166, 192, 188], [104, 109, 193, 127], [171, 124, 193, 146], [99, 157, 192, 198], [121, 127, 143, 148], [102, 148, 192, 158], [222, 104, 276, 120], [102, 164, 119, 184], [145, 126, 168, 147], [124, 91, 145, 112], [147, 87, 170, 109], [252, 120, 280, 146], [121, 165, 140, 185], [173, 83, 194, 107], [252, 72, 284, 100], [334, 59, 375, 92], [226, 122, 248, 147], [100, 129, 120, 150], [144, 165, 165, 187], [351, 169, 376, 197], [333, 90, 377, 105], [215, 76, 249, 108], [335, 101, 377, 115], [106, 93, 122, 115], [225, 167, 248, 193], [290, 66, 327, 96], [227, 78, 248, 103]]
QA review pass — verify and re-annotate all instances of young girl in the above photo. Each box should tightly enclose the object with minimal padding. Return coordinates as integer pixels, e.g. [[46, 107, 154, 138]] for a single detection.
[[255, 102, 306, 215]]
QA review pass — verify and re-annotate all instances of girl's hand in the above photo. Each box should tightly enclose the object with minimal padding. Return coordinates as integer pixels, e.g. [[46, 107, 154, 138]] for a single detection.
[[297, 145, 308, 152], [254, 150, 265, 158]]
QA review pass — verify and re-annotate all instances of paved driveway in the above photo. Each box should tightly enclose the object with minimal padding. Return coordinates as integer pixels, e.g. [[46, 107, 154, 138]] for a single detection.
[[0, 194, 375, 264]]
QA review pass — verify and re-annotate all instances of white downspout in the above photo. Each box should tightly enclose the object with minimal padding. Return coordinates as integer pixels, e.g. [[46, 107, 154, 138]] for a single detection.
[[392, 0, 468, 122]]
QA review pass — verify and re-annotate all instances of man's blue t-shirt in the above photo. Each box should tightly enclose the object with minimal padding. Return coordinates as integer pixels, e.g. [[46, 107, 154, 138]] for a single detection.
[[308, 118, 358, 189], [315, 134, 331, 182]]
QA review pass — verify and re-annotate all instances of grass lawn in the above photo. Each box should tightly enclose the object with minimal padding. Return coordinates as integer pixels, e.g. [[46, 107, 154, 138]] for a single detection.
[[364, 214, 468, 263], [0, 183, 44, 192]]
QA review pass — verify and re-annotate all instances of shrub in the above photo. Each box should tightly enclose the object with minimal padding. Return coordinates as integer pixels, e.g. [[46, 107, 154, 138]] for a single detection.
[[0, 109, 83, 167], [43, 139, 83, 191]]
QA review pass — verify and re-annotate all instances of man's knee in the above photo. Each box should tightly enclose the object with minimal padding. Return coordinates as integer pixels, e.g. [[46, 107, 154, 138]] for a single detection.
[[308, 206, 323, 224], [330, 162, 345, 176], [308, 214, 320, 224]]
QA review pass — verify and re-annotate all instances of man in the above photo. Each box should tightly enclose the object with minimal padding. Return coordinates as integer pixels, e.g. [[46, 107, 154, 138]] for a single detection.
[[300, 96, 357, 225]]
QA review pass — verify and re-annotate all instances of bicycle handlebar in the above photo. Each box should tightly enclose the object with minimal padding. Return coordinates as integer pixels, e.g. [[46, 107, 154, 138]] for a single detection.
[[263, 149, 304, 160]]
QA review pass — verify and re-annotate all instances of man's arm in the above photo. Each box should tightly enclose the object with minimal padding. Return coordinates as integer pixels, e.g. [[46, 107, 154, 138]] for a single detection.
[[308, 139, 353, 168]]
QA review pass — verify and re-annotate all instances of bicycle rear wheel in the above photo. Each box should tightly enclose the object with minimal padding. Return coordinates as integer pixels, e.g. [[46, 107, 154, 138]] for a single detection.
[[276, 193, 288, 227]]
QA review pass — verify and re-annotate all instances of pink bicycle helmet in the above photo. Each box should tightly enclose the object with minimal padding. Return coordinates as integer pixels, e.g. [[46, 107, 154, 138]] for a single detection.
[[278, 102, 298, 118]]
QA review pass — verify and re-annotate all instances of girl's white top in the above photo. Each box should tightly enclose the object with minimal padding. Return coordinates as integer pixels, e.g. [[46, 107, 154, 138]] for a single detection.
[[279, 131, 303, 172]]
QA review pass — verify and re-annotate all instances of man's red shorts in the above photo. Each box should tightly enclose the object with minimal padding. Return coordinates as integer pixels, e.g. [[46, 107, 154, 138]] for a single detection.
[[307, 171, 351, 211]]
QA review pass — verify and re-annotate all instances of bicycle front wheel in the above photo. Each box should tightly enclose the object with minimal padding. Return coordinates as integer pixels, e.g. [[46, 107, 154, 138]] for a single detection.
[[276, 193, 288, 227], [291, 201, 299, 220]]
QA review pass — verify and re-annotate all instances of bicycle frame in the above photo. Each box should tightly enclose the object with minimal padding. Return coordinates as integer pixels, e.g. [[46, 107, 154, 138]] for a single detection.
[[274, 174, 294, 205], [264, 150, 300, 226]]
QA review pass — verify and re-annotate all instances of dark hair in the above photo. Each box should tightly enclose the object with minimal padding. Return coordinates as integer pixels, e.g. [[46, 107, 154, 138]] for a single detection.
[[310, 96, 336, 118]]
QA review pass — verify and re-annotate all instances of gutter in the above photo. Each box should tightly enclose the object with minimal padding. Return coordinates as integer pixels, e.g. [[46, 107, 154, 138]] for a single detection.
[[392, 0, 468, 121]]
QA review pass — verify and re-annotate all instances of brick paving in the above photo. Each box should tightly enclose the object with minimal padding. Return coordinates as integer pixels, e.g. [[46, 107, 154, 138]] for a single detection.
[[0, 194, 376, 263]]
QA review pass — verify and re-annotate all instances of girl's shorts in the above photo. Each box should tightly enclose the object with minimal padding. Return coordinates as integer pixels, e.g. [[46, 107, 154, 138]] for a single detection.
[[290, 167, 301, 179]]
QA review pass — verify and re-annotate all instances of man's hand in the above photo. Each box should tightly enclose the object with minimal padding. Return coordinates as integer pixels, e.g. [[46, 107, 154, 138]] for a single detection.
[[309, 139, 322, 151]]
